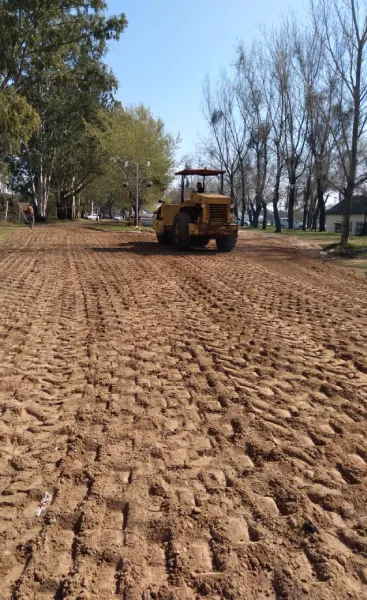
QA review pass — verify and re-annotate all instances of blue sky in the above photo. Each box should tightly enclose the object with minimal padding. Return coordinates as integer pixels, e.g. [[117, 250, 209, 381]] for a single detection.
[[106, 0, 300, 163]]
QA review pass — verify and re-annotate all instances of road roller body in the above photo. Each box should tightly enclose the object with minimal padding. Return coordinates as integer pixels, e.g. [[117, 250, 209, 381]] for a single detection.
[[153, 169, 238, 251]]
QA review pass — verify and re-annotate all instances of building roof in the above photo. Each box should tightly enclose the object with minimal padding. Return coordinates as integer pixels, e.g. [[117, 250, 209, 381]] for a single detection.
[[326, 195, 367, 215]]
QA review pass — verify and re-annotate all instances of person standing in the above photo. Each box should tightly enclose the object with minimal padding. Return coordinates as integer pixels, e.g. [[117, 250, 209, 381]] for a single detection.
[[24, 203, 35, 229]]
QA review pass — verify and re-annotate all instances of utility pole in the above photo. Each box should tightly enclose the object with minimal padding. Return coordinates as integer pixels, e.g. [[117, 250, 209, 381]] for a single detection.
[[124, 160, 151, 226]]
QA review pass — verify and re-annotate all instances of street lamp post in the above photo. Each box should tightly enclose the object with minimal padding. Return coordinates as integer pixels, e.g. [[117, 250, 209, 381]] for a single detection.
[[124, 160, 150, 226]]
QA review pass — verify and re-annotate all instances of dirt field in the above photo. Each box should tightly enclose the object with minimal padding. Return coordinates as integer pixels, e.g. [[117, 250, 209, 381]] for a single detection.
[[0, 225, 366, 600]]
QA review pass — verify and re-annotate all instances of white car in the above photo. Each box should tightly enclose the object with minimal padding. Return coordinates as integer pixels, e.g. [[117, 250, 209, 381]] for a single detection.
[[231, 216, 250, 226], [140, 216, 154, 227], [279, 218, 304, 230], [113, 215, 124, 221], [86, 214, 99, 221]]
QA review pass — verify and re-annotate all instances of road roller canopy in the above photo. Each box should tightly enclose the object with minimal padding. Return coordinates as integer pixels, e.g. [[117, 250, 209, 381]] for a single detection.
[[175, 169, 226, 176], [176, 169, 226, 199]]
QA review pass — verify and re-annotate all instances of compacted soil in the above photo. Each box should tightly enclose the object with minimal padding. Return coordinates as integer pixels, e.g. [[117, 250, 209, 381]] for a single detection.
[[0, 225, 366, 600]]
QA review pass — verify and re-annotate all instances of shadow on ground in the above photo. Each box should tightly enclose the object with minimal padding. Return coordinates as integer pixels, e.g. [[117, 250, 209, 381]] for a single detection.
[[91, 239, 322, 260], [92, 240, 220, 257]]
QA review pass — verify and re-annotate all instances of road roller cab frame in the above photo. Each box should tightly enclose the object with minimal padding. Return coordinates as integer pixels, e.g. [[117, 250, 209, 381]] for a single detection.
[[153, 169, 238, 251]]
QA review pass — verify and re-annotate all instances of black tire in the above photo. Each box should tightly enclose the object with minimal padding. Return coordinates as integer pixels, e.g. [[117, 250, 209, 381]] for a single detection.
[[216, 236, 237, 252], [172, 212, 191, 250], [157, 232, 172, 245]]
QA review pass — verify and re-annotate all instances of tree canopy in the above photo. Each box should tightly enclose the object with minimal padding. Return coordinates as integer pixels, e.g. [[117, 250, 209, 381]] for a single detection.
[[0, 1, 126, 154], [0, 89, 39, 152], [86, 104, 178, 216], [0, 0, 127, 92], [0, 0, 129, 216], [0, 2, 179, 221]]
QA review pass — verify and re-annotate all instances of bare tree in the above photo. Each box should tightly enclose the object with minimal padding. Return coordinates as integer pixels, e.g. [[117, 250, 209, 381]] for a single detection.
[[299, 164, 314, 229], [263, 27, 289, 232], [201, 0, 367, 240], [311, 0, 367, 244], [295, 29, 340, 230], [236, 43, 271, 228], [279, 22, 309, 229], [201, 72, 248, 218]]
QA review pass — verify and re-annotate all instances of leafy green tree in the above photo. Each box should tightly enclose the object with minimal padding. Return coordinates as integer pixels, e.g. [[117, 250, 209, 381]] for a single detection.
[[0, 1, 127, 92], [21, 56, 120, 216], [89, 105, 178, 218], [0, 90, 39, 153], [0, 0, 127, 216], [31, 56, 118, 218], [81, 162, 131, 218]]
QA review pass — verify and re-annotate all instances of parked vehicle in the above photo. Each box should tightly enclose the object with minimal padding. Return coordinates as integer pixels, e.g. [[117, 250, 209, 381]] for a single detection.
[[86, 214, 99, 221], [140, 215, 154, 227], [113, 215, 124, 221], [279, 218, 304, 230], [232, 216, 250, 226]]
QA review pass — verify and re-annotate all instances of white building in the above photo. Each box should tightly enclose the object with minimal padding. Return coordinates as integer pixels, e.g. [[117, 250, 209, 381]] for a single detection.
[[326, 195, 367, 235]]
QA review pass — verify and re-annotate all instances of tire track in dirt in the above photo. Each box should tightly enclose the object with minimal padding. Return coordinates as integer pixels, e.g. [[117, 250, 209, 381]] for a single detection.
[[0, 230, 90, 599], [98, 237, 367, 599], [0, 226, 366, 600]]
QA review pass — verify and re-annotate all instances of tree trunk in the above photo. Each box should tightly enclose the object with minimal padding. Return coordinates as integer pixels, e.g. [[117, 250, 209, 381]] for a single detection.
[[229, 175, 235, 202], [312, 201, 320, 231], [307, 195, 317, 229], [340, 39, 363, 245], [262, 202, 267, 229], [273, 163, 282, 233], [273, 200, 281, 232], [287, 174, 296, 229], [318, 199, 325, 232], [252, 203, 262, 228], [36, 170, 49, 219], [341, 183, 353, 245], [71, 176, 76, 220], [240, 198, 246, 225], [130, 197, 138, 224], [302, 170, 312, 231], [239, 158, 246, 224], [302, 198, 308, 231], [317, 178, 326, 232], [71, 194, 76, 220]]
